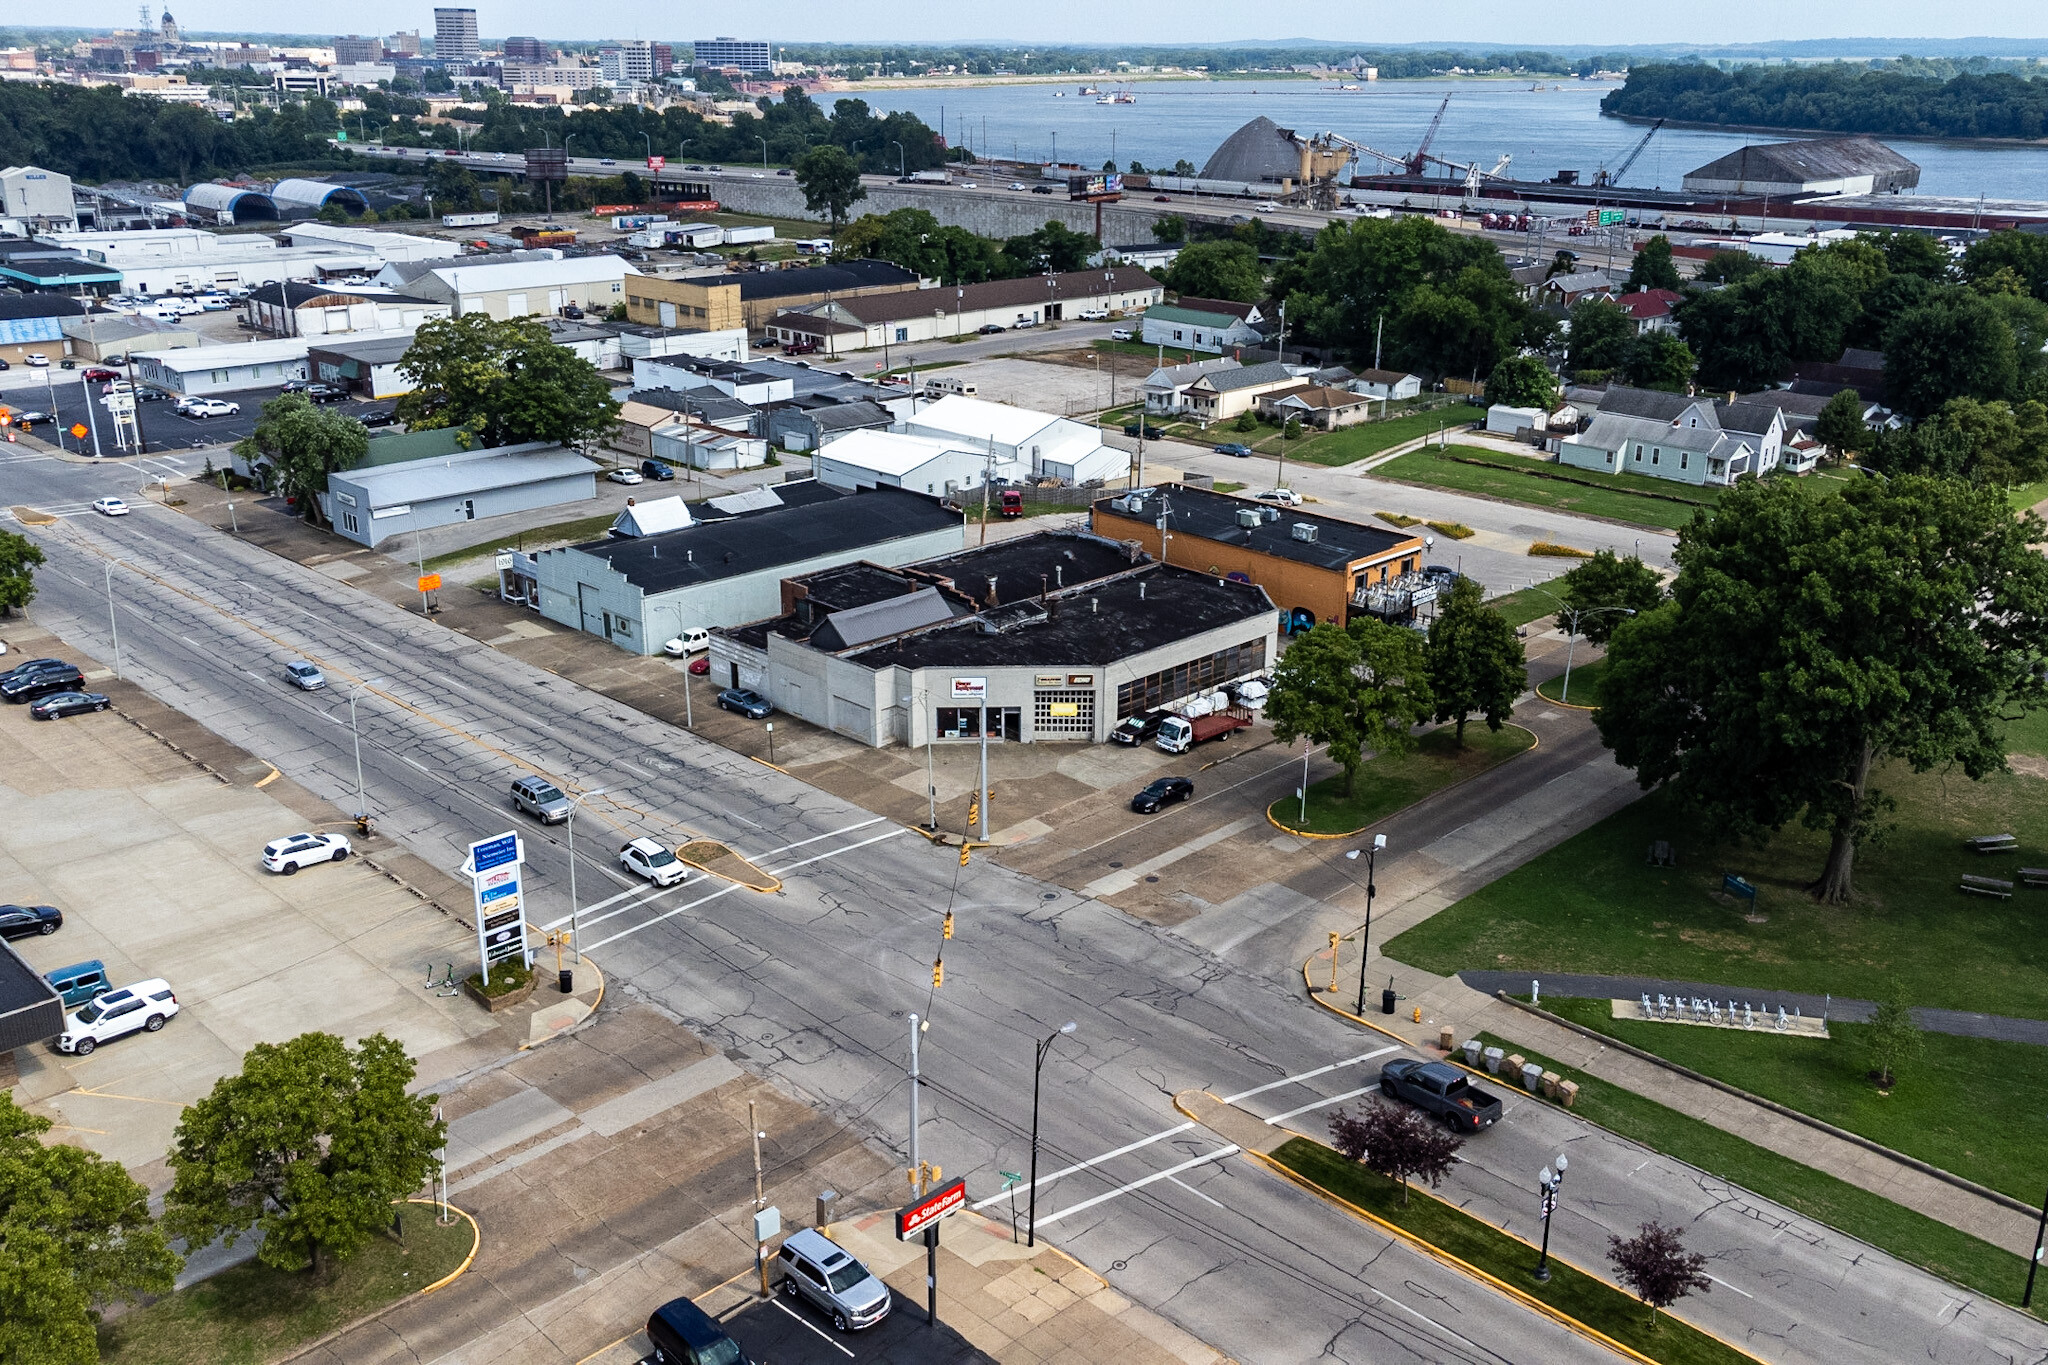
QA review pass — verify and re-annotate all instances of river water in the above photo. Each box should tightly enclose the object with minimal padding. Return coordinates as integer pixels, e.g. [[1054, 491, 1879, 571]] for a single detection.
[[849, 78, 2047, 202]]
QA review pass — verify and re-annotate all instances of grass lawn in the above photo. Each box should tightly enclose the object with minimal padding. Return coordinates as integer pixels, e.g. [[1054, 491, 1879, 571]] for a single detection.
[[1248, 410, 1457, 467], [1530, 1000, 2048, 1203], [99, 1204, 471, 1365], [1373, 447, 1714, 531], [1472, 1031, 2043, 1314], [1382, 763, 2048, 1021], [1271, 723, 1535, 834], [2005, 708, 2048, 759], [1092, 339, 1197, 365], [1213, 481, 1246, 494], [1486, 586, 1562, 629], [1272, 1139, 1748, 1364], [420, 510, 620, 571], [2007, 476, 2048, 512], [1535, 654, 1609, 707]]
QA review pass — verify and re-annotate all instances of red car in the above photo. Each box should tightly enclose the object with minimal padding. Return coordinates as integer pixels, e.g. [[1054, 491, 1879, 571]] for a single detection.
[[687, 656, 710, 675], [83, 367, 120, 383]]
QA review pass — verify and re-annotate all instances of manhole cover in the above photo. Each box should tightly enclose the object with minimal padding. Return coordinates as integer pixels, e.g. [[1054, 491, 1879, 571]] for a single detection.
[[1042, 891, 1058, 901], [1107, 861, 1123, 868]]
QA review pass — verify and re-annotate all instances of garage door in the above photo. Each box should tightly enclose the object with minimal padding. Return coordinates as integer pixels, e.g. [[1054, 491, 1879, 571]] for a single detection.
[[578, 583, 602, 635]]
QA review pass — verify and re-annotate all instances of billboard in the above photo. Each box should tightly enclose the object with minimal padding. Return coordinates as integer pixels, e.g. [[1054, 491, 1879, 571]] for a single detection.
[[1068, 173, 1123, 202], [526, 148, 570, 181]]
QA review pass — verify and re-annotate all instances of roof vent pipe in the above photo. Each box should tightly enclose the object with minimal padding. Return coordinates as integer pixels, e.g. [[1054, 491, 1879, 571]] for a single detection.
[[1139, 581, 1146, 600]]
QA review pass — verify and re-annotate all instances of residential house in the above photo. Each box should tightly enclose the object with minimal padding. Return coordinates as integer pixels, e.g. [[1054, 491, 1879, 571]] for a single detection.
[[1141, 299, 1265, 354], [1351, 368, 1423, 401], [1613, 288, 1682, 335], [1560, 411, 1754, 486], [1143, 357, 1241, 415], [1537, 270, 1619, 308], [1713, 398, 1788, 473], [1180, 360, 1303, 422], [1256, 384, 1375, 430]]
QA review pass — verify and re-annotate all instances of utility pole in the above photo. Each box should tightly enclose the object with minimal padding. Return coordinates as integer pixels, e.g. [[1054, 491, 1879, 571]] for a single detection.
[[751, 1099, 770, 1295], [978, 442, 995, 547], [907, 1012, 924, 1190]]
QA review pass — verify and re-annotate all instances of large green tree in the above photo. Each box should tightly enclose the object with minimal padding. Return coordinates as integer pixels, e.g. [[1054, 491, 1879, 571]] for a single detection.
[[165, 1032, 444, 1277], [0, 529, 46, 617], [1484, 354, 1558, 411], [1161, 240, 1265, 303], [233, 395, 369, 528], [1557, 549, 1664, 645], [1814, 389, 1870, 458], [0, 1094, 180, 1365], [1596, 475, 2048, 902], [1565, 297, 1634, 376], [1866, 397, 2048, 487], [1000, 220, 1097, 275], [1883, 289, 2021, 420], [793, 144, 867, 228], [1426, 578, 1526, 744], [1676, 246, 1877, 394], [1264, 620, 1432, 796], [1622, 332, 1696, 392], [1961, 229, 2048, 304], [1623, 234, 1681, 293], [396, 314, 621, 449]]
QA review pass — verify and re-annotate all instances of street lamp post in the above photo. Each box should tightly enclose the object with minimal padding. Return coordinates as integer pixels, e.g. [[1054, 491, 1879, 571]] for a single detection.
[[1027, 1021, 1077, 1246], [1534, 1155, 1569, 1282], [1524, 586, 1635, 704], [759, 136, 768, 171], [564, 786, 608, 969], [1349, 834, 1386, 1015], [101, 559, 122, 679], [892, 140, 906, 180], [346, 676, 385, 830]]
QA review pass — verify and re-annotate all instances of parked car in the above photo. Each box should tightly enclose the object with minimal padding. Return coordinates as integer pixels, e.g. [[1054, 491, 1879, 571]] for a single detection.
[[283, 660, 326, 690], [663, 627, 710, 656], [55, 979, 180, 1056], [1131, 776, 1195, 813], [1109, 328, 1133, 341], [181, 398, 240, 418], [977, 323, 1005, 334], [511, 774, 573, 824], [639, 459, 676, 481], [1013, 317, 1037, 329], [29, 691, 111, 720], [1123, 422, 1166, 439], [687, 656, 710, 675], [646, 1296, 750, 1365], [303, 382, 348, 404], [1420, 564, 1463, 586], [1, 661, 84, 702], [359, 408, 398, 427], [72, 366, 112, 381], [619, 837, 687, 887], [607, 467, 644, 485], [0, 903, 63, 940], [1255, 487, 1302, 507], [91, 497, 130, 517], [718, 687, 772, 719], [281, 378, 313, 393], [1213, 442, 1253, 458], [260, 831, 352, 874], [1110, 710, 1171, 746], [778, 1227, 892, 1331], [1379, 1057, 1503, 1133], [45, 959, 109, 1007], [23, 353, 48, 366]]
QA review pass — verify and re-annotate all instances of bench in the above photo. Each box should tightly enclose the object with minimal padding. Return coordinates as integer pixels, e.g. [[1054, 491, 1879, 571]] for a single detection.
[[1966, 834, 2018, 854], [1960, 874, 2015, 899], [1647, 840, 1676, 868], [2020, 868, 2048, 888]]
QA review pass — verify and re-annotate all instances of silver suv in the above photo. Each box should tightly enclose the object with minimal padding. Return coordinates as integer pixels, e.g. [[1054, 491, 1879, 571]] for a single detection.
[[777, 1228, 891, 1331], [510, 775, 573, 824]]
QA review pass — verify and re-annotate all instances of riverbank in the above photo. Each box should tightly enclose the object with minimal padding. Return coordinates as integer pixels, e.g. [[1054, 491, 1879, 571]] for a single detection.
[[1606, 109, 2048, 150], [818, 72, 1200, 92]]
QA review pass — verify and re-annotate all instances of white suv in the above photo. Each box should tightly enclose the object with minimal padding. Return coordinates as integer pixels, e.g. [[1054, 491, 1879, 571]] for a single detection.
[[261, 831, 352, 874], [619, 837, 687, 887], [57, 979, 179, 1055]]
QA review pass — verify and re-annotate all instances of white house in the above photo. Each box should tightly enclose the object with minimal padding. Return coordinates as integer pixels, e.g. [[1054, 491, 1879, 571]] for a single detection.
[[900, 394, 1124, 486], [1140, 299, 1265, 354], [1144, 357, 1241, 415], [1560, 412, 1755, 486], [1352, 368, 1423, 401]]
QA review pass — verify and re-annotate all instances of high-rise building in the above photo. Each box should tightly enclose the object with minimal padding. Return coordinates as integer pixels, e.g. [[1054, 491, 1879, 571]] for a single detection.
[[651, 43, 673, 77], [599, 39, 653, 87], [690, 37, 771, 73], [385, 29, 422, 56], [433, 8, 479, 63], [502, 35, 548, 63], [334, 35, 384, 64]]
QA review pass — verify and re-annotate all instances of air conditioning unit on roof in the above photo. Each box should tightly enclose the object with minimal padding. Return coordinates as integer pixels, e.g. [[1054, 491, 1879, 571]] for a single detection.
[[1291, 522, 1318, 543]]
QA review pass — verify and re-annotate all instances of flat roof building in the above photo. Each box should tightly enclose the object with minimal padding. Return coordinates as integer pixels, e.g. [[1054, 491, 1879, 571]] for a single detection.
[[692, 37, 772, 73], [433, 8, 480, 64], [325, 442, 597, 547]]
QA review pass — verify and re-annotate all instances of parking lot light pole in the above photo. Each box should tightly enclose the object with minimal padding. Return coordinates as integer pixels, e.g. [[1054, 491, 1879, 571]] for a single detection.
[[1026, 1021, 1077, 1246], [101, 559, 122, 680], [565, 786, 609, 966], [1534, 1155, 1568, 1282], [1350, 834, 1386, 1016]]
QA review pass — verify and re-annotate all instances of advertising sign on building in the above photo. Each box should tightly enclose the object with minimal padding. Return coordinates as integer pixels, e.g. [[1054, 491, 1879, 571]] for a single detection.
[[949, 677, 987, 702]]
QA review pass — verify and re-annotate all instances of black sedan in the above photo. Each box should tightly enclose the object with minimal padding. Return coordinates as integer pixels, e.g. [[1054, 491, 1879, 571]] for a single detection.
[[1124, 422, 1167, 440], [30, 690, 111, 720], [0, 903, 63, 939], [1130, 776, 1194, 813], [717, 688, 773, 719]]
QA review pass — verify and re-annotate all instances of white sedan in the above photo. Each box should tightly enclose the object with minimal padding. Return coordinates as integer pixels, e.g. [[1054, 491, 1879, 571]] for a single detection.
[[92, 497, 130, 517], [56, 978, 180, 1056], [181, 398, 241, 418], [606, 467, 644, 485], [619, 837, 688, 887], [261, 831, 352, 874]]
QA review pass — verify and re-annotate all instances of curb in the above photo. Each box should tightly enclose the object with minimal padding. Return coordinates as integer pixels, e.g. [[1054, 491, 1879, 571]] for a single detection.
[[277, 1198, 481, 1362], [1493, 993, 2039, 1220], [1533, 682, 1598, 711], [1265, 722, 1540, 840]]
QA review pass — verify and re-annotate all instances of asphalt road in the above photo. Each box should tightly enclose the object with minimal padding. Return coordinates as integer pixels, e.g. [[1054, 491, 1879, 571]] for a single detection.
[[6, 450, 2042, 1365]]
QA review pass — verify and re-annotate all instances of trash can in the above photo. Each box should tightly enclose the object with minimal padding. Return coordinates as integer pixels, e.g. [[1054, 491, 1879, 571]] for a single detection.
[[1463, 1039, 1483, 1068], [1521, 1062, 1545, 1092], [558, 968, 573, 994], [1482, 1046, 1504, 1074], [1381, 987, 1397, 1015]]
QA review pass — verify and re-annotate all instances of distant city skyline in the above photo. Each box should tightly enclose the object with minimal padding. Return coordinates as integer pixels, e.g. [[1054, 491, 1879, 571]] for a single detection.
[[39, 0, 2048, 47]]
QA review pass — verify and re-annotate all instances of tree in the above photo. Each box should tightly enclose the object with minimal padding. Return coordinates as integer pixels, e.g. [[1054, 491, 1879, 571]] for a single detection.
[[1866, 979, 1923, 1089], [1162, 240, 1264, 303], [1863, 228, 1952, 282], [1867, 397, 2048, 486], [1624, 234, 1681, 292], [1693, 249, 1768, 285], [1233, 410, 1257, 433], [396, 314, 620, 448], [1961, 229, 2048, 304], [1606, 1222, 1711, 1328], [1883, 288, 2021, 419], [233, 395, 368, 527], [0, 529, 46, 617], [0, 1093, 180, 1365], [1484, 354, 1557, 411], [1283, 416, 1303, 440], [1265, 624, 1367, 795], [1151, 214, 1187, 244], [1558, 549, 1663, 645], [793, 144, 866, 228], [1596, 476, 2048, 902], [1622, 331, 1696, 392], [1814, 388, 1870, 458], [1328, 1099, 1461, 1208], [1426, 578, 1526, 744], [999, 220, 1097, 275], [1565, 298, 1634, 375], [164, 1032, 444, 1277]]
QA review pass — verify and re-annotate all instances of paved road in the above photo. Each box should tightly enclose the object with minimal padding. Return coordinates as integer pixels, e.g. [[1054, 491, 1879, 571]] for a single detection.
[[5, 451, 2041, 1365]]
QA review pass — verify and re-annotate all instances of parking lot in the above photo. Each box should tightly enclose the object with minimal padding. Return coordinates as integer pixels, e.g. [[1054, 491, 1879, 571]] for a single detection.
[[0, 625, 498, 1176], [2, 374, 396, 455]]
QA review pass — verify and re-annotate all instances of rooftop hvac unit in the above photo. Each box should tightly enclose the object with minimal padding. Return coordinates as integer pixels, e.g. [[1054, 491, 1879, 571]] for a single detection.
[[1262, 506, 1281, 522], [1235, 508, 1261, 529], [1291, 522, 1319, 543]]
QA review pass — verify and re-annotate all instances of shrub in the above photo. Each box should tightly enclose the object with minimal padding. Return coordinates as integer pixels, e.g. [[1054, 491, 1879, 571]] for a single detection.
[[1529, 541, 1593, 557], [1377, 510, 1421, 527], [1425, 521, 1474, 540]]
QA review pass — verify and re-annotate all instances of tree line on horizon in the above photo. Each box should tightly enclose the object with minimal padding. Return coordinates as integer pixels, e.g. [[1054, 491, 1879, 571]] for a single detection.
[[1603, 61, 2048, 140]]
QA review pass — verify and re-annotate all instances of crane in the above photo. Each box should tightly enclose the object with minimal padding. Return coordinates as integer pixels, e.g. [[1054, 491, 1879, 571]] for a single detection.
[[1593, 118, 1664, 188], [1405, 96, 1452, 176]]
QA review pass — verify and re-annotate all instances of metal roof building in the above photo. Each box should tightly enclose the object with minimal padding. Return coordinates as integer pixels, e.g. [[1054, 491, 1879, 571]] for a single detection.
[[1680, 137, 1920, 197], [270, 179, 371, 215], [183, 183, 277, 224], [324, 442, 598, 548]]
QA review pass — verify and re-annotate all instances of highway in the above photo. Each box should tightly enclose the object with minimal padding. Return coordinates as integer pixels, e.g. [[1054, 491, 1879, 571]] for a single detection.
[[7, 447, 2042, 1365]]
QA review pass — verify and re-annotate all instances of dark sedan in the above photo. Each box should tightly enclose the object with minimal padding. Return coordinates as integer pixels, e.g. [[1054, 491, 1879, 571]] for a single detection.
[[1130, 776, 1194, 813], [717, 688, 773, 719], [0, 903, 63, 940], [29, 690, 111, 720], [1213, 442, 1253, 458]]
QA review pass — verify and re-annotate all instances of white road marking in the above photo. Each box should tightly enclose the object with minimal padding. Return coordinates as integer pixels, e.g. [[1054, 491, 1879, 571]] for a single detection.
[[1704, 1273, 1754, 1299], [1034, 1147, 1240, 1227], [1262, 1083, 1380, 1126], [1167, 1173, 1228, 1211], [741, 815, 886, 863], [1223, 1046, 1398, 1103], [768, 1298, 857, 1357]]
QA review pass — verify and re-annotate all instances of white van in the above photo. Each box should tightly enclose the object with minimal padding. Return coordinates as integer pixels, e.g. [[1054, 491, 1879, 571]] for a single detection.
[[663, 627, 710, 656], [922, 376, 978, 398]]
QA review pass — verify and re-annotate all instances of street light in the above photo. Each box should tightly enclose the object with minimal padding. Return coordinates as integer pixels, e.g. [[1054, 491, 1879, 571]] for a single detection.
[[1348, 834, 1386, 1015], [759, 136, 768, 171], [346, 676, 386, 832], [101, 559, 122, 679], [1534, 1155, 1569, 1282], [1027, 1020, 1077, 1247], [1526, 584, 1636, 704], [565, 785, 609, 968], [891, 140, 906, 180]]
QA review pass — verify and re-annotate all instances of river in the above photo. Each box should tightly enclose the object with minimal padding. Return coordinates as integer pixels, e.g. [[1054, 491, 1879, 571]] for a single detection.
[[845, 78, 2047, 202]]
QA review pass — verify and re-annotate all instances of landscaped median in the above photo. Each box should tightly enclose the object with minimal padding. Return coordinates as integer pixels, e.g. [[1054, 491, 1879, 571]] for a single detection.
[[1264, 1139, 1758, 1365], [1268, 723, 1535, 836], [99, 1200, 478, 1365], [1535, 654, 1609, 708]]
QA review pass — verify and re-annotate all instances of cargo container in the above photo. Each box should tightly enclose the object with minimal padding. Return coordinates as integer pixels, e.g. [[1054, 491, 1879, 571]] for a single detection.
[[441, 212, 499, 227]]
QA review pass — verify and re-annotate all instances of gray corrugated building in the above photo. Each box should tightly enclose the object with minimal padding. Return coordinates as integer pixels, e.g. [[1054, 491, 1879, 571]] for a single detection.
[[1681, 137, 1920, 197], [324, 443, 598, 546]]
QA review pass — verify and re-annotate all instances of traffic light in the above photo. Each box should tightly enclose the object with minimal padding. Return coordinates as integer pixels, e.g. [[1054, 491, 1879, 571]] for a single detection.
[[959, 844, 971, 867], [932, 959, 945, 988], [942, 912, 955, 940], [966, 798, 979, 827]]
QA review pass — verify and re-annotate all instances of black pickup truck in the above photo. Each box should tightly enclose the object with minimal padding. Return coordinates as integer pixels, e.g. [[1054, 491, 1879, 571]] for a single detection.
[[1379, 1058, 1504, 1133]]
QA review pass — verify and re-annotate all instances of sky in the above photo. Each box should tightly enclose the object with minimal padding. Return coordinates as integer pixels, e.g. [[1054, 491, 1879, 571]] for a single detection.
[[65, 0, 2048, 46]]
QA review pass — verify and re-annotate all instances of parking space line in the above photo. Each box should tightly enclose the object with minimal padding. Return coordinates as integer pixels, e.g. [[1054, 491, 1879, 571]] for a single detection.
[[769, 1298, 857, 1358], [1033, 1146, 1239, 1227], [1262, 1083, 1379, 1126]]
